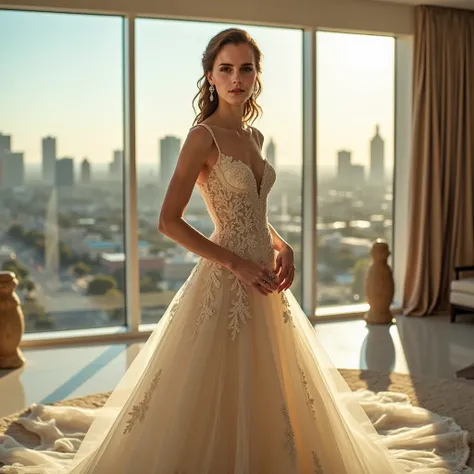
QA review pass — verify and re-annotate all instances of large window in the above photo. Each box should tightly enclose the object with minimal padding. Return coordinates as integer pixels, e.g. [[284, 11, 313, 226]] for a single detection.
[[136, 20, 303, 323], [316, 31, 395, 310], [1, 8, 401, 338], [0, 10, 126, 332]]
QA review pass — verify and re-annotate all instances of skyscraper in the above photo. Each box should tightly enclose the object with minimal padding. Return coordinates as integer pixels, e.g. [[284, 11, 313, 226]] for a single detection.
[[266, 139, 276, 168], [0, 133, 12, 186], [159, 136, 181, 187], [0, 133, 11, 154], [351, 164, 365, 186], [56, 158, 74, 187], [337, 150, 352, 185], [42, 136, 57, 185], [370, 124, 385, 185], [81, 158, 92, 183], [109, 150, 123, 181], [1, 152, 24, 188]]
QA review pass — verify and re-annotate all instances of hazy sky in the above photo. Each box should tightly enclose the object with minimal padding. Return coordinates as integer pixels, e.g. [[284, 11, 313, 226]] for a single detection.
[[0, 10, 394, 173]]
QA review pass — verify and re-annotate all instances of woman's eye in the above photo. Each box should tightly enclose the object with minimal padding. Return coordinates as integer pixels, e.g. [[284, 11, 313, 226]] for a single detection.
[[220, 67, 231, 72], [243, 67, 253, 72]]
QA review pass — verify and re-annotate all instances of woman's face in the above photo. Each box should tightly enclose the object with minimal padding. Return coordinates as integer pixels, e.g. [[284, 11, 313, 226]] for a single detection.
[[207, 42, 257, 107]]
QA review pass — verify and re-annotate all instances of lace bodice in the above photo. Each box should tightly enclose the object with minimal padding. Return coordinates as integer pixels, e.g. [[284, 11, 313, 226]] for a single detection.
[[195, 124, 277, 268]]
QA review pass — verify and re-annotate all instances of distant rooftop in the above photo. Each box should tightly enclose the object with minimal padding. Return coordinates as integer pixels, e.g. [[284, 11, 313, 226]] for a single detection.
[[78, 218, 95, 225], [100, 252, 163, 263], [85, 240, 150, 249], [100, 253, 125, 263], [0, 245, 15, 257]]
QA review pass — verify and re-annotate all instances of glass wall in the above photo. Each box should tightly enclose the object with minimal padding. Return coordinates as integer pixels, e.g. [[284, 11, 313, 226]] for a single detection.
[[136, 19, 303, 324], [0, 10, 399, 335], [0, 10, 126, 332], [316, 31, 395, 310]]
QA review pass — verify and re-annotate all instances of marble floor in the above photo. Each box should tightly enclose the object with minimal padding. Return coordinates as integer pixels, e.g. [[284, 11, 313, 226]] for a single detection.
[[0, 313, 473, 419]]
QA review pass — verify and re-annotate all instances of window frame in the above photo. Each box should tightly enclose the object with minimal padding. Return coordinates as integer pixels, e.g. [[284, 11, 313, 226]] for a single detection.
[[0, 8, 412, 347]]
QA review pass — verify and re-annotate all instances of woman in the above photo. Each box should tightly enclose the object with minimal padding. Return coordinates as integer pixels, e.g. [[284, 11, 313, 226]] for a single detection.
[[0, 27, 471, 474]]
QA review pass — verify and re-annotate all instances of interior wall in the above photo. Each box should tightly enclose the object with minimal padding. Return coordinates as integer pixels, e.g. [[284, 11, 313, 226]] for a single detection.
[[1, 0, 414, 35]]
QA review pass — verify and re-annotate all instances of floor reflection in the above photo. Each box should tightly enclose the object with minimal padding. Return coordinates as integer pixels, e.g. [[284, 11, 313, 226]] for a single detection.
[[0, 314, 473, 418], [359, 322, 396, 392]]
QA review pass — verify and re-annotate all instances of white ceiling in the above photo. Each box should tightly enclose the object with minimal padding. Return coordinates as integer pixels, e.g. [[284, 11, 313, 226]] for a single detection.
[[373, 0, 474, 10]]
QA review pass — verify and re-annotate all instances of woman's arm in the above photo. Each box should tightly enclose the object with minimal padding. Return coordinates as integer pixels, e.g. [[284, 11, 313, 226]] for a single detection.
[[268, 222, 291, 252], [158, 126, 237, 271]]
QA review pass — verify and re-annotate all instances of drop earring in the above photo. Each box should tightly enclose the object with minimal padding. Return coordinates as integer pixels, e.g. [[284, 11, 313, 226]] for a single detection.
[[209, 84, 215, 102]]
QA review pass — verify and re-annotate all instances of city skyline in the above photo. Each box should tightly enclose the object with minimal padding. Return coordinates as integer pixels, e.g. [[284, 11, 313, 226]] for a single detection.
[[336, 124, 386, 186], [0, 121, 392, 177], [0, 123, 387, 186], [0, 11, 395, 173]]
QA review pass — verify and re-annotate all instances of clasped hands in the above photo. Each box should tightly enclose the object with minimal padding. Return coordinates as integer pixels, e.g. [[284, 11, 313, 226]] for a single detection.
[[230, 245, 295, 296]]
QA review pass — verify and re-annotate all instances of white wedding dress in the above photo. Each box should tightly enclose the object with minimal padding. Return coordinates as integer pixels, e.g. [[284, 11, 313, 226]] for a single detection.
[[0, 123, 472, 473]]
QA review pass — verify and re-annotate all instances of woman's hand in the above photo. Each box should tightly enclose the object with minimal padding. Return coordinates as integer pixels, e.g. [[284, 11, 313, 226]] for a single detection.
[[274, 245, 295, 293], [229, 256, 279, 296]]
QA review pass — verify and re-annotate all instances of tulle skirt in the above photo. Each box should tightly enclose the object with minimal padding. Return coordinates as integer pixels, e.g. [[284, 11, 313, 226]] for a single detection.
[[0, 259, 471, 473]]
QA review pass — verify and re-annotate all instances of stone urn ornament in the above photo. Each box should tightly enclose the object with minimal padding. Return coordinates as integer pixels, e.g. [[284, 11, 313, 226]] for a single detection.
[[364, 239, 395, 325], [0, 271, 26, 368]]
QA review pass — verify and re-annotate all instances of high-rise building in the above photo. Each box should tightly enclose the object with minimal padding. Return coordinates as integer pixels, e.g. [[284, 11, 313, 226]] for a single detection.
[[0, 133, 12, 186], [81, 158, 91, 183], [0, 135, 24, 188], [56, 157, 74, 187], [370, 124, 385, 185], [265, 139, 276, 168], [351, 164, 365, 186], [1, 152, 24, 188], [109, 150, 123, 181], [159, 136, 181, 187], [42, 136, 57, 185], [0, 133, 11, 153], [337, 150, 352, 185]]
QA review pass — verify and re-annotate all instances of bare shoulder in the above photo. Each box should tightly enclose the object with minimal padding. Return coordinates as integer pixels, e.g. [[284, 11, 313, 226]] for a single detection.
[[175, 125, 212, 167], [185, 125, 214, 152], [251, 126, 265, 149]]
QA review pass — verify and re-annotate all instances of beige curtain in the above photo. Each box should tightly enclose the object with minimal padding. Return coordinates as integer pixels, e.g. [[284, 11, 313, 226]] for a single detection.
[[403, 5, 474, 316]]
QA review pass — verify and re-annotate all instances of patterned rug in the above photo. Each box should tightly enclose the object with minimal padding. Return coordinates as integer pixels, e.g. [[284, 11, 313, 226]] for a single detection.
[[1, 368, 473, 468]]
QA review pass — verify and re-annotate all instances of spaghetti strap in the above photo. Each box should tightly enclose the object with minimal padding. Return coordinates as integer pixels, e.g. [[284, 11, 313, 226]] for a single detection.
[[194, 123, 221, 155]]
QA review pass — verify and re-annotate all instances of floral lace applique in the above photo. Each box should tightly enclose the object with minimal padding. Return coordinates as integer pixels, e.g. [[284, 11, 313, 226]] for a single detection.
[[264, 231, 275, 265], [219, 154, 251, 191], [281, 403, 296, 461], [194, 148, 277, 341], [298, 362, 316, 420], [312, 451, 324, 473], [192, 261, 223, 341], [281, 291, 296, 327], [227, 273, 251, 341], [123, 369, 162, 435], [198, 153, 274, 263]]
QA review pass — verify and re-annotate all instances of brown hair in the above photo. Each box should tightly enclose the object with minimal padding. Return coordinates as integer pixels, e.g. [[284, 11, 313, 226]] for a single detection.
[[192, 28, 263, 126]]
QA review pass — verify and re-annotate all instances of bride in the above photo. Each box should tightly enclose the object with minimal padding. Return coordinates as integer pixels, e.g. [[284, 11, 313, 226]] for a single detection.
[[0, 27, 471, 474]]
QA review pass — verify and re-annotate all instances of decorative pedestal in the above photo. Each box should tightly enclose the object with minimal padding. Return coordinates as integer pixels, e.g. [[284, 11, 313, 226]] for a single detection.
[[364, 240, 395, 325], [0, 271, 26, 369]]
